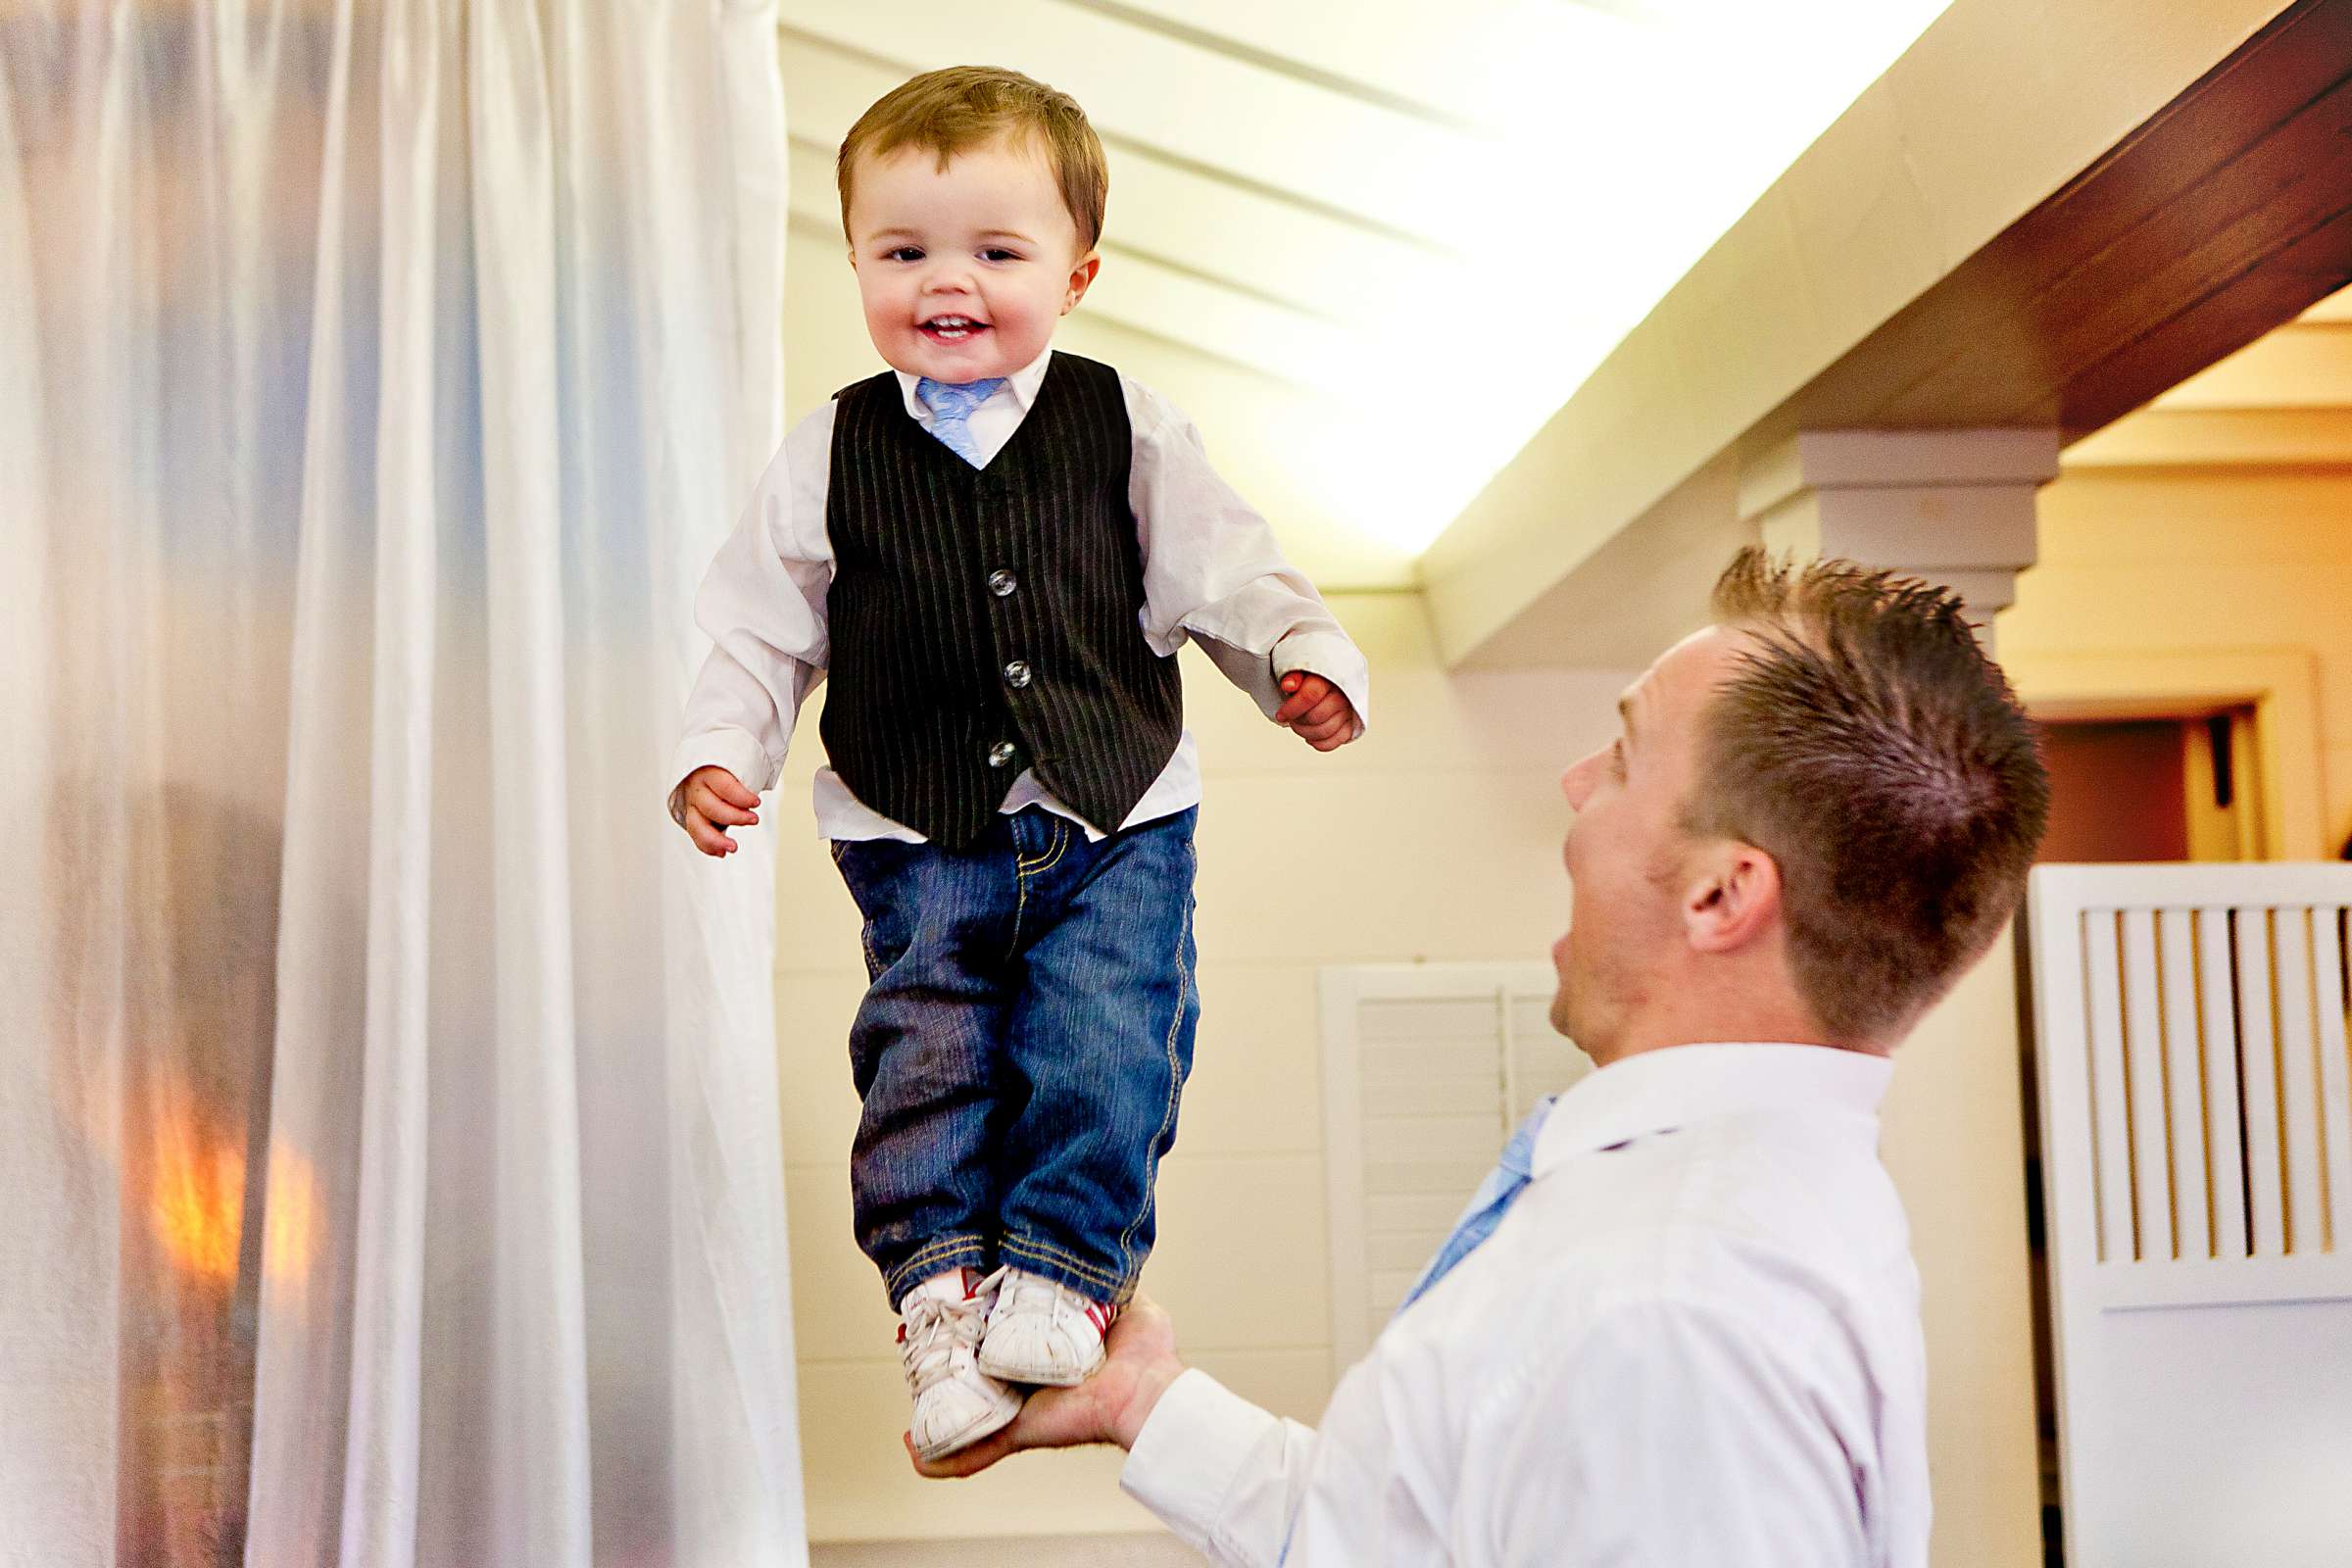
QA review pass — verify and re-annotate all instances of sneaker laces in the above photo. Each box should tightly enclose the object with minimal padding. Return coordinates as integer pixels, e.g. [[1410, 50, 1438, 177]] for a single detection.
[[900, 1273, 998, 1397], [997, 1268, 1116, 1335], [997, 1267, 1068, 1320]]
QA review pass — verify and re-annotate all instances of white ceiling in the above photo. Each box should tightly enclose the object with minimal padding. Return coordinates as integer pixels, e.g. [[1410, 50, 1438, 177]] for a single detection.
[[778, 0, 1953, 586]]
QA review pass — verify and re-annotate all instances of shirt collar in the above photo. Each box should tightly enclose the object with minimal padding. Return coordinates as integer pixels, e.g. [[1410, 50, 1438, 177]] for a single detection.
[[894, 345, 1054, 423], [1531, 1042, 1891, 1176]]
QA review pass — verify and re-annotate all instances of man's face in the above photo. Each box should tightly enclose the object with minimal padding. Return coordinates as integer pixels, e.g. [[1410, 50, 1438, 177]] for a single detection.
[[845, 134, 1098, 385], [1550, 627, 1744, 1054]]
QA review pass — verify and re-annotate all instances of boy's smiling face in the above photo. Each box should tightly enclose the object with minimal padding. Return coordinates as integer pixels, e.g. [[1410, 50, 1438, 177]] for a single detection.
[[846, 133, 1101, 385]]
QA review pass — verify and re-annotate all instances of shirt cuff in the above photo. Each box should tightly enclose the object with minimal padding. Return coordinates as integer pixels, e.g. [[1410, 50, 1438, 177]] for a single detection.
[[1120, 1369, 1282, 1556], [667, 727, 780, 799], [1271, 629, 1371, 738]]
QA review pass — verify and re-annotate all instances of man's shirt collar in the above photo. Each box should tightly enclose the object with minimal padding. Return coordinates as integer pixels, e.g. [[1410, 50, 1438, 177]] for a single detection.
[[1532, 1041, 1892, 1175]]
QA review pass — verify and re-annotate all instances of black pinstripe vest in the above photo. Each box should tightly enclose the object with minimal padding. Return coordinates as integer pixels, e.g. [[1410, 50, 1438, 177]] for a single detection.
[[819, 353, 1185, 849]]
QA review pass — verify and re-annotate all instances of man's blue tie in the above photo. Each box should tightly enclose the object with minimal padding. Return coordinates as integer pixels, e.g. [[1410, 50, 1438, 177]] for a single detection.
[[914, 375, 1005, 467], [1393, 1096, 1557, 1317]]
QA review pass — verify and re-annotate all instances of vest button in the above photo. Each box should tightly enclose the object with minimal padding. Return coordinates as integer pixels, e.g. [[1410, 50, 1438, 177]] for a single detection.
[[988, 568, 1018, 598], [1003, 660, 1032, 689], [987, 741, 1018, 768]]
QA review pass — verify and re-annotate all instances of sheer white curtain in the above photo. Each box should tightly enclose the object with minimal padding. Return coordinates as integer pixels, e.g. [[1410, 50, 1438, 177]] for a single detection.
[[0, 4, 804, 1564]]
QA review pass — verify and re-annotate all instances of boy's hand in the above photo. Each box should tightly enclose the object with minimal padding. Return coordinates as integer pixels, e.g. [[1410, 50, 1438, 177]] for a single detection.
[[907, 1294, 1185, 1479], [670, 765, 760, 857], [1275, 671, 1357, 752]]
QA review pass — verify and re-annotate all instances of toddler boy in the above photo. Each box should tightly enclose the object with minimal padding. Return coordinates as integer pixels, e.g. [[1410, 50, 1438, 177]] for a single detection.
[[668, 66, 1367, 1461]]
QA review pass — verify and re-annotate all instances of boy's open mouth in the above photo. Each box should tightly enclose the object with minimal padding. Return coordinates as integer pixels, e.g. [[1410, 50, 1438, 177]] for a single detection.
[[919, 315, 988, 343]]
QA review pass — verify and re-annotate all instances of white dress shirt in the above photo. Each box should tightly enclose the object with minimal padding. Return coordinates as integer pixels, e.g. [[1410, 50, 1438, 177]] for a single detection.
[[1122, 1043, 1930, 1567], [672, 348, 1370, 841]]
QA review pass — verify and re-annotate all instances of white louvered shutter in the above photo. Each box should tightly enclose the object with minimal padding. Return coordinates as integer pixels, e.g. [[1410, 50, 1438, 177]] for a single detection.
[[1319, 963, 1589, 1371]]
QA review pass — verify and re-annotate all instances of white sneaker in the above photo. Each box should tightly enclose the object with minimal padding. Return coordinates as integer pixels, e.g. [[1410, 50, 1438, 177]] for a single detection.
[[976, 1266, 1118, 1388], [899, 1269, 1024, 1461]]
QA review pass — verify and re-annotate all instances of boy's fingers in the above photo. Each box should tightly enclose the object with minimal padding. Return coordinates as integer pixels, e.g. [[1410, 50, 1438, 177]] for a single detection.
[[711, 772, 760, 810], [1296, 704, 1357, 748], [1273, 674, 1331, 726], [684, 809, 736, 857], [691, 784, 759, 828]]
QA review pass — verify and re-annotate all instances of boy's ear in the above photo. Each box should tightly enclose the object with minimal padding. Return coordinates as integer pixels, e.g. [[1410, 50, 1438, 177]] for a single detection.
[[1063, 251, 1101, 315]]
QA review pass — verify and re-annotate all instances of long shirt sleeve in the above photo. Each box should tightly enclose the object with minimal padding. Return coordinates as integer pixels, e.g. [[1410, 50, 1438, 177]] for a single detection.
[[1126, 381, 1369, 737], [1121, 1306, 1888, 1568], [667, 412, 836, 795]]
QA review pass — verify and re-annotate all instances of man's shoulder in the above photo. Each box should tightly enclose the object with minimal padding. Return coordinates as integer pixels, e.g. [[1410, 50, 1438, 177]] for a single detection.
[[1500, 1118, 1914, 1323]]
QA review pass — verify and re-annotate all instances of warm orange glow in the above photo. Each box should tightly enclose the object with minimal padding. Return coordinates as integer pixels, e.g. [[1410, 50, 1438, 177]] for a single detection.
[[147, 1073, 245, 1285], [134, 1064, 322, 1307]]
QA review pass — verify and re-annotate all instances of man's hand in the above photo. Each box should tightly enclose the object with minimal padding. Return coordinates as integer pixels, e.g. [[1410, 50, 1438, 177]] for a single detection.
[[909, 1294, 1185, 1479], [1275, 671, 1358, 752], [670, 764, 760, 857]]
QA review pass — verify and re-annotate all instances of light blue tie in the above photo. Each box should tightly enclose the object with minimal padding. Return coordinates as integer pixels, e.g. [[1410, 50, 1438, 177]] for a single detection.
[[1394, 1096, 1557, 1318], [914, 375, 1005, 467]]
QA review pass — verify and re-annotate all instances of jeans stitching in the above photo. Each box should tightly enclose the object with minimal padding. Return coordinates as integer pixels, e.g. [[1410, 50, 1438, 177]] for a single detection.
[[895, 1234, 987, 1274], [1000, 1232, 1127, 1295], [1008, 819, 1070, 957], [885, 1234, 991, 1300], [1018, 817, 1072, 876], [1009, 859, 1030, 959], [1114, 837, 1195, 1281]]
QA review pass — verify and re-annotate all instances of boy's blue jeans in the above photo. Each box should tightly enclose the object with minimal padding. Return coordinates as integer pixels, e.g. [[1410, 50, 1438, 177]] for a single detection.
[[829, 806, 1199, 1309]]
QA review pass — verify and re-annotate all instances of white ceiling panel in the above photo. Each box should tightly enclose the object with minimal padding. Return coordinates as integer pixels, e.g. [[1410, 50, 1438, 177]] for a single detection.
[[778, 0, 1956, 583]]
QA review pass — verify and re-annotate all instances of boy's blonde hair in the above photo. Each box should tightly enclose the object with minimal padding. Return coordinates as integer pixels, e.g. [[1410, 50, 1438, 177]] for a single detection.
[[837, 66, 1108, 252]]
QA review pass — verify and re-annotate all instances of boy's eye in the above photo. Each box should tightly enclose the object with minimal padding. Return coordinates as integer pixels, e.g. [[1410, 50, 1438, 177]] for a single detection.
[[980, 247, 1020, 263], [885, 246, 924, 263]]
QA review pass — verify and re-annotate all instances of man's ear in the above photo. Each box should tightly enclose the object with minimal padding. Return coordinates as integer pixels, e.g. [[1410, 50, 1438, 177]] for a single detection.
[[1063, 250, 1101, 314], [1681, 841, 1783, 955]]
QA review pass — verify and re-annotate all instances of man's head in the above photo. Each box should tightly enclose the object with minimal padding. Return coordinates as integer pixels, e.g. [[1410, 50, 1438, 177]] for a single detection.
[[837, 67, 1106, 384], [1553, 549, 2050, 1060]]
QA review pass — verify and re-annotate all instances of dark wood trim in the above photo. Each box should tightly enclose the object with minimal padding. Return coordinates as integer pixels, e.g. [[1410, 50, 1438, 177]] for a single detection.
[[1755, 0, 2352, 444]]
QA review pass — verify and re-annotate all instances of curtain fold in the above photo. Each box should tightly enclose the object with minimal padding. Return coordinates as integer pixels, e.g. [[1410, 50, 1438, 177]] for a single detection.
[[1, 4, 803, 1563]]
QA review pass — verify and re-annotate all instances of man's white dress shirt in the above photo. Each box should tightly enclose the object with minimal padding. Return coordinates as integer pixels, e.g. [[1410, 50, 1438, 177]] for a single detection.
[[672, 348, 1369, 842], [1122, 1043, 1930, 1567]]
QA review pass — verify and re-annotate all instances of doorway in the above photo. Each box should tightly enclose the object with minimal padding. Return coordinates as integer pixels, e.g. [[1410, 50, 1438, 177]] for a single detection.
[[2035, 710, 2263, 866]]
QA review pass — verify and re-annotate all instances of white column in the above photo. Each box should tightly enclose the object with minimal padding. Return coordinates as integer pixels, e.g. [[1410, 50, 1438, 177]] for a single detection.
[[1737, 429, 2060, 651]]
